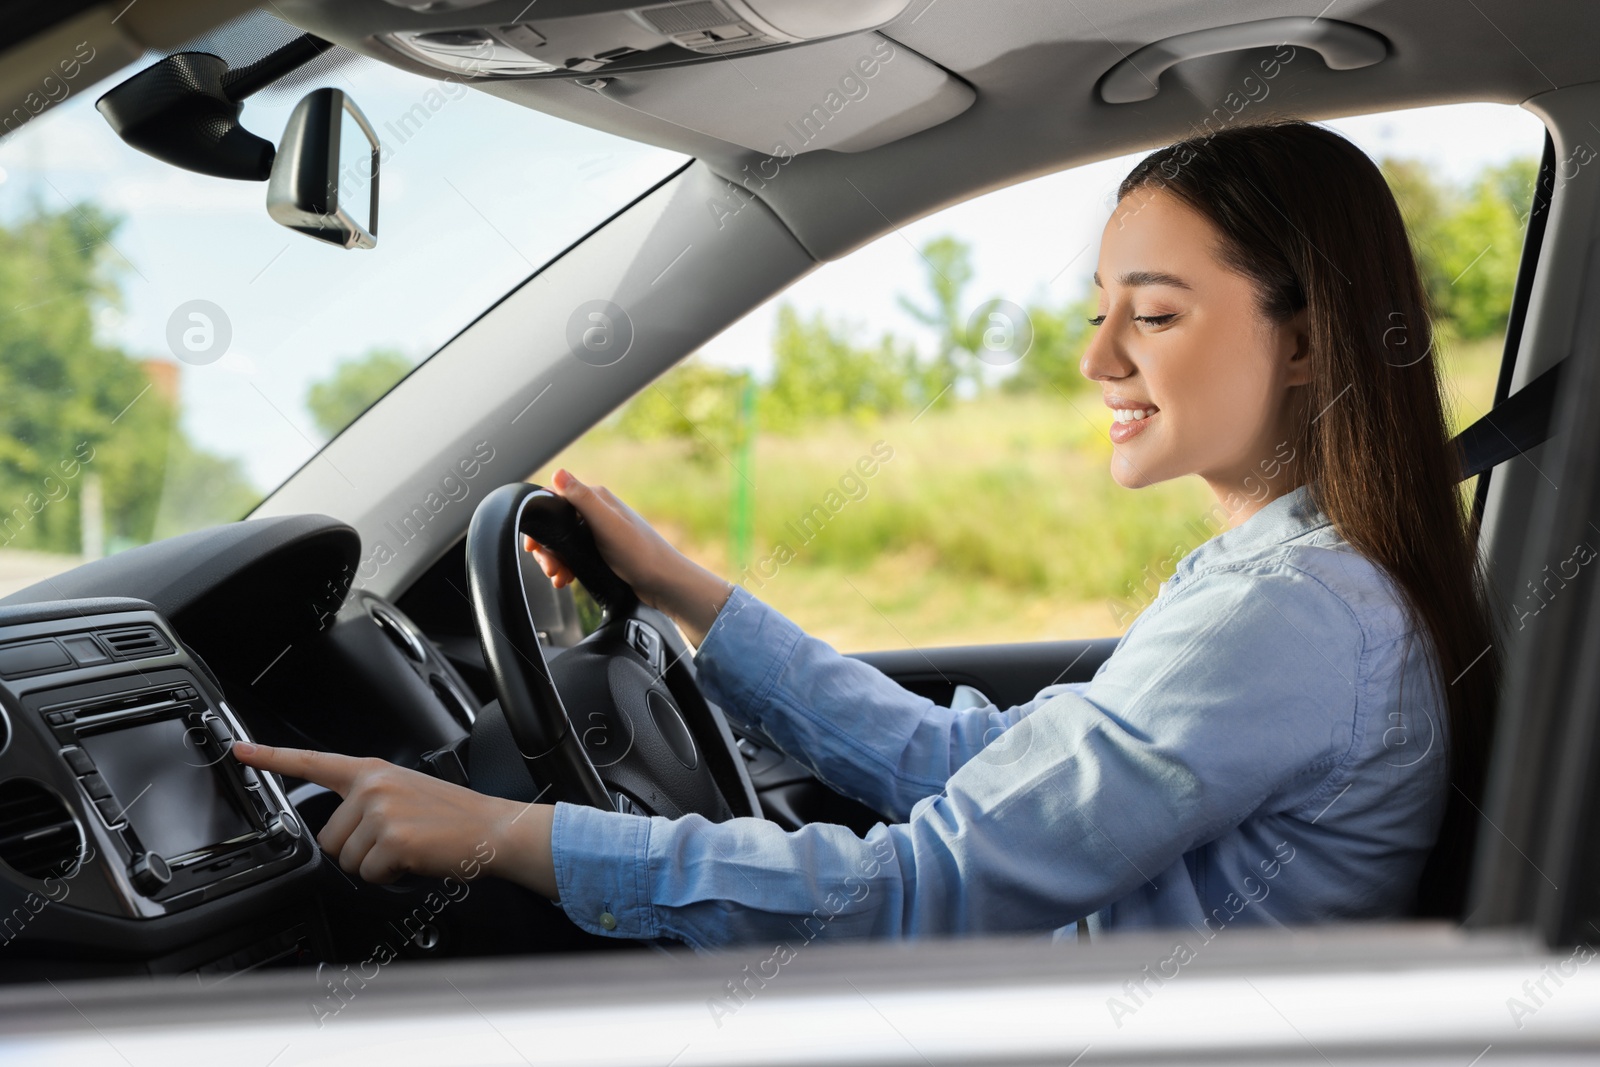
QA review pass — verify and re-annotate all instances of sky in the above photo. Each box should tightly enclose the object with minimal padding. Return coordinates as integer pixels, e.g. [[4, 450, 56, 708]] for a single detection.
[[0, 44, 1547, 497]]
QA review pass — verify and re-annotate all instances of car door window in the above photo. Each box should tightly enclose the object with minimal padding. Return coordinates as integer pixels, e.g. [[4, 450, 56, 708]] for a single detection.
[[539, 102, 1548, 651]]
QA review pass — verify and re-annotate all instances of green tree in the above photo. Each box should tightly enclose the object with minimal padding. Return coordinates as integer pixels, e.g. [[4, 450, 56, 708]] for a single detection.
[[1382, 155, 1538, 340], [305, 347, 414, 439], [611, 356, 748, 464], [1435, 159, 1537, 338], [762, 304, 916, 433], [897, 235, 979, 396], [0, 203, 252, 552], [610, 304, 919, 457]]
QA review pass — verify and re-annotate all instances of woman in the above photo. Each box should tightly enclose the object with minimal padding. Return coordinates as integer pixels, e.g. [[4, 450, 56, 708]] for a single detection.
[[237, 120, 1501, 945]]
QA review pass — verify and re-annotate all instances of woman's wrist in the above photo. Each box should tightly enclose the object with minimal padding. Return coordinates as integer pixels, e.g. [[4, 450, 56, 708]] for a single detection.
[[488, 799, 558, 898], [658, 561, 735, 647]]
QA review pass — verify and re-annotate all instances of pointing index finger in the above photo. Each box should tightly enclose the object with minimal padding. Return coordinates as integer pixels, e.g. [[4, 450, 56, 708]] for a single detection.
[[233, 740, 364, 796]]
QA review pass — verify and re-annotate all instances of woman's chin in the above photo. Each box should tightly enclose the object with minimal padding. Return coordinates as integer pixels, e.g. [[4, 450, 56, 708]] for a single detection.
[[1110, 453, 1155, 489]]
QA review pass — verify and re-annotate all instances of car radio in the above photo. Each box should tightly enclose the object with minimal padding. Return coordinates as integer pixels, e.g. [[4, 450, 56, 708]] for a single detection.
[[27, 668, 303, 906], [0, 604, 316, 923]]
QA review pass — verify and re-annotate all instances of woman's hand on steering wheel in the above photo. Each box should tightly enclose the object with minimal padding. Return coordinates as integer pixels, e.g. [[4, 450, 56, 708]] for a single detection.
[[524, 469, 734, 646]]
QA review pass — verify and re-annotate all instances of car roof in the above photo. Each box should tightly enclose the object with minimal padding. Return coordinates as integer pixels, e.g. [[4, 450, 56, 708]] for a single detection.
[[5, 1, 1579, 258]]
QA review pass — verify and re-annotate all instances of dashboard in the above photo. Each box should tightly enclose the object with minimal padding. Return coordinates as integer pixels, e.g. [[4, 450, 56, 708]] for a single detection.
[[0, 510, 887, 982], [0, 597, 319, 979], [0, 513, 556, 981]]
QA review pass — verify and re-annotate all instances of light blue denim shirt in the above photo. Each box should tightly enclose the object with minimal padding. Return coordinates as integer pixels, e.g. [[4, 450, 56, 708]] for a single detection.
[[549, 483, 1449, 948]]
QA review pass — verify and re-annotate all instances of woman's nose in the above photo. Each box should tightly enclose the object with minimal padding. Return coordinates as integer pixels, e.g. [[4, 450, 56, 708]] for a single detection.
[[1080, 315, 1131, 382]]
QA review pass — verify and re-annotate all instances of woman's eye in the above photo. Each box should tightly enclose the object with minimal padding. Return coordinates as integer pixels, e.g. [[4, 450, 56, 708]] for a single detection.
[[1086, 313, 1177, 328]]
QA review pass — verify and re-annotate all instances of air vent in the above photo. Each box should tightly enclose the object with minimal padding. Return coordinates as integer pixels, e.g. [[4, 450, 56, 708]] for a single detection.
[[98, 626, 172, 660], [0, 780, 84, 881], [429, 674, 477, 727]]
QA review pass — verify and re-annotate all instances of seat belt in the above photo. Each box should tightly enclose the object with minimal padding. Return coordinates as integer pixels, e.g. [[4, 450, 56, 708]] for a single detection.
[[1454, 356, 1564, 483]]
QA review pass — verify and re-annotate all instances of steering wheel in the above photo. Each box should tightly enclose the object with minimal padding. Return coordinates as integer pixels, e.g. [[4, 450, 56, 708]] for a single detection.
[[464, 482, 757, 821]]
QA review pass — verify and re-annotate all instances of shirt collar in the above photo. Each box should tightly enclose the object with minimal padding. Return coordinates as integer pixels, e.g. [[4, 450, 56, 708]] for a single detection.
[[1176, 483, 1333, 577]]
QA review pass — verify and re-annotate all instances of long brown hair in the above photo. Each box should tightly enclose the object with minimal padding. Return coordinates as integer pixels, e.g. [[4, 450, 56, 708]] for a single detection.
[[1118, 120, 1501, 918]]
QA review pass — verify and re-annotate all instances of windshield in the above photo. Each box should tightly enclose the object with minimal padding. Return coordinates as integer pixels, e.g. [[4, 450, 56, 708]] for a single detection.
[[0, 19, 686, 582]]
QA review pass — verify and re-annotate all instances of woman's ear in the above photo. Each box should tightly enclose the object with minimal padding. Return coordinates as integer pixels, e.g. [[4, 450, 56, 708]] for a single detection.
[[1282, 307, 1312, 387]]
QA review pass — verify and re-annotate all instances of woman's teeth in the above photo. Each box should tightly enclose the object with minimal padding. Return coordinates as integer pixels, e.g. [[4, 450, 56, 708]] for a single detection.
[[1112, 409, 1157, 422]]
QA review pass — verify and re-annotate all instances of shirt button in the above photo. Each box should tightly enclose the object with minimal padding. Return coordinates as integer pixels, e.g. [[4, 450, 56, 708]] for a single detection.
[[598, 912, 617, 931]]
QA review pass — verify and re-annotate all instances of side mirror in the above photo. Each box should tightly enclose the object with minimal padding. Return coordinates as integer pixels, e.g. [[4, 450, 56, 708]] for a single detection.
[[267, 88, 380, 250]]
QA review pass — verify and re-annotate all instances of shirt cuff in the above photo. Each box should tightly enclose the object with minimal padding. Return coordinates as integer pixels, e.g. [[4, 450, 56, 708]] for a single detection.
[[693, 583, 805, 729], [550, 801, 657, 939]]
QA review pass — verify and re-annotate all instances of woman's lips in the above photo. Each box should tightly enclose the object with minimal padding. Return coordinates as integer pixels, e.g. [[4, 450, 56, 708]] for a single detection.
[[1113, 412, 1152, 441], [1109, 410, 1157, 444]]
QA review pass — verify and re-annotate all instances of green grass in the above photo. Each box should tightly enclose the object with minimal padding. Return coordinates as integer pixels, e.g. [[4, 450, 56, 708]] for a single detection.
[[540, 338, 1505, 652]]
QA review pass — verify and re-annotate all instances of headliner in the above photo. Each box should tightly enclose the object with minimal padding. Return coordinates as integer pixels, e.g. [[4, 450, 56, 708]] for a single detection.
[[268, 0, 1590, 261]]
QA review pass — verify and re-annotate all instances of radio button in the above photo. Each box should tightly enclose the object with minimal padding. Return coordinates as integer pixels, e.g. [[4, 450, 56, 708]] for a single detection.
[[129, 852, 171, 895], [93, 796, 125, 826], [267, 812, 301, 839], [237, 765, 262, 789], [61, 747, 94, 775], [204, 716, 234, 746], [80, 772, 112, 801]]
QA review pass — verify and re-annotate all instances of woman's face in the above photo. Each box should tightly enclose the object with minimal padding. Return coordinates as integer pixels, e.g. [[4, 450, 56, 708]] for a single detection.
[[1080, 186, 1310, 515]]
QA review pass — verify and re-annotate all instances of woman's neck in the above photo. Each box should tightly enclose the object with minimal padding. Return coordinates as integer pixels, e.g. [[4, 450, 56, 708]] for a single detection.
[[1206, 477, 1306, 530]]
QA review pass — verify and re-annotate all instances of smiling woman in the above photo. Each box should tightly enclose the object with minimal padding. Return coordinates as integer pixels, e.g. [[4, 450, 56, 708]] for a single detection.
[[243, 120, 1503, 947], [1091, 121, 1502, 917]]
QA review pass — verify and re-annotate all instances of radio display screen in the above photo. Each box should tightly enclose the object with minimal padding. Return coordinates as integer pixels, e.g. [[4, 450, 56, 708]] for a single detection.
[[78, 717, 256, 859]]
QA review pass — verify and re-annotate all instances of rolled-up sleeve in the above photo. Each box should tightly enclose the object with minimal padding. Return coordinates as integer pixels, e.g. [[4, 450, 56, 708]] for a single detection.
[[550, 567, 1367, 949]]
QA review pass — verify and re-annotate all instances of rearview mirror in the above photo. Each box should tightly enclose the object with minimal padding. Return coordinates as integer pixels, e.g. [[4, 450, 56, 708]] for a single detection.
[[267, 88, 380, 249]]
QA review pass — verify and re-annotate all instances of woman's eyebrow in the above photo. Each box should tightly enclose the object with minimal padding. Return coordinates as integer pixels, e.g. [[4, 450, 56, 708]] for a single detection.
[[1091, 270, 1193, 290]]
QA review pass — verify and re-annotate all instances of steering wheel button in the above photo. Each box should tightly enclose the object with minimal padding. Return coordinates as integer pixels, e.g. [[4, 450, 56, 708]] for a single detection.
[[598, 912, 618, 931], [625, 620, 662, 669]]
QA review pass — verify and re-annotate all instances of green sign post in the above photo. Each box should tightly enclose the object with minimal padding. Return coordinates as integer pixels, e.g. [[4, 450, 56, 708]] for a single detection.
[[730, 372, 756, 575]]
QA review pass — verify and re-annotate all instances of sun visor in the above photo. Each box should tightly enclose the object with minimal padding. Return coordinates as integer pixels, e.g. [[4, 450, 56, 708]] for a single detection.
[[592, 34, 974, 154]]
